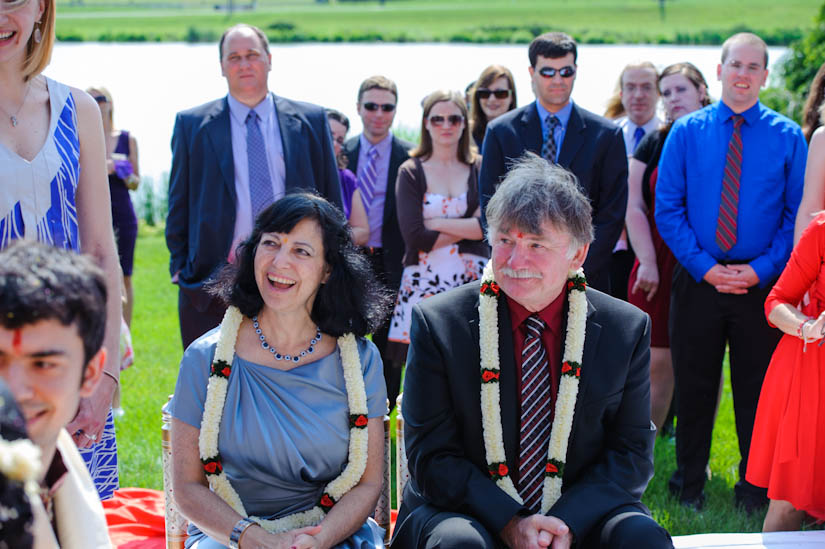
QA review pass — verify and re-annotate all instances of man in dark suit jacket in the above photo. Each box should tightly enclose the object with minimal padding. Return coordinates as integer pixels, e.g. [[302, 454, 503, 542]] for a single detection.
[[342, 75, 413, 409], [479, 32, 628, 294], [166, 24, 341, 350], [393, 155, 670, 549]]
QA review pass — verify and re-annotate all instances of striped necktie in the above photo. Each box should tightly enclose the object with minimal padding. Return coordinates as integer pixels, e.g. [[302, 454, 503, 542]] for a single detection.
[[716, 115, 745, 252], [246, 109, 275, 220], [518, 314, 553, 513], [358, 146, 379, 214]]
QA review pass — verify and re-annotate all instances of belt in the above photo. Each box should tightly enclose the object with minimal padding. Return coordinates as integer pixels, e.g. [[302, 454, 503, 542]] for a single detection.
[[717, 258, 755, 266]]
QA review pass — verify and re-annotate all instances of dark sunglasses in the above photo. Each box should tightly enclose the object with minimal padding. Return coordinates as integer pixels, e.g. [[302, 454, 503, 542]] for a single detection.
[[538, 65, 576, 78], [476, 88, 511, 100], [362, 102, 396, 112], [429, 114, 464, 127], [93, 95, 109, 103]]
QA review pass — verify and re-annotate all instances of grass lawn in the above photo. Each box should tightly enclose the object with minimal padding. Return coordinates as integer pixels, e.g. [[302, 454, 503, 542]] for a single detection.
[[54, 0, 820, 45], [118, 226, 764, 536]]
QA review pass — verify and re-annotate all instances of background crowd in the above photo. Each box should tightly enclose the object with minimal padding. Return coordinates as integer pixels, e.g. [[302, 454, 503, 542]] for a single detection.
[[2, 0, 825, 545]]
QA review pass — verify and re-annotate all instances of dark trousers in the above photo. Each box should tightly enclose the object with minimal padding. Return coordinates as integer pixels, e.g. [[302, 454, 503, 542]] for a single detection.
[[403, 504, 671, 549], [668, 264, 779, 502], [364, 248, 404, 410], [178, 286, 227, 351]]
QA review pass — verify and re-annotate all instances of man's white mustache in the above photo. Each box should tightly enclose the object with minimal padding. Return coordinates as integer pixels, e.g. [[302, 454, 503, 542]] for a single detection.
[[499, 268, 543, 279]]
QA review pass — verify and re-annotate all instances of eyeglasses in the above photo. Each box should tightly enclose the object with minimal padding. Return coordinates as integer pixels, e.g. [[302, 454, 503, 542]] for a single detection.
[[362, 102, 396, 112], [428, 115, 464, 127], [476, 88, 511, 100], [0, 0, 29, 14], [537, 65, 576, 79], [93, 96, 109, 104]]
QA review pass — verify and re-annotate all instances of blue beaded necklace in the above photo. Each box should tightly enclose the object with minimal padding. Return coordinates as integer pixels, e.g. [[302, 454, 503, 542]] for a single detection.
[[252, 316, 322, 363]]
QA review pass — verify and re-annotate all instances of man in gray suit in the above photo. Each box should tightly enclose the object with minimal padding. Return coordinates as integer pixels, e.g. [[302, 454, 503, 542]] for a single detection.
[[166, 24, 341, 350]]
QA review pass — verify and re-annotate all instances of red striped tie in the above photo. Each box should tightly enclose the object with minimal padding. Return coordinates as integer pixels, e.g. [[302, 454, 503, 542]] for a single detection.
[[716, 115, 745, 252], [518, 315, 552, 512]]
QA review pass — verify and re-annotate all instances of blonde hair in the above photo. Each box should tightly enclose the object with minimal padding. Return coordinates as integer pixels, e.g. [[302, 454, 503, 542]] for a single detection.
[[604, 61, 658, 120], [86, 86, 114, 124], [411, 90, 475, 165], [22, 0, 56, 82]]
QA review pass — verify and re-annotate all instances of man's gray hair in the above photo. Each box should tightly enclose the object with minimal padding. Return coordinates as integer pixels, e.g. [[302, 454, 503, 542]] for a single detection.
[[486, 153, 594, 250]]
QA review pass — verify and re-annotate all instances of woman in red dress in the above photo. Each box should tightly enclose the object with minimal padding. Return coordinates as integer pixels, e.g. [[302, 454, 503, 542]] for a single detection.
[[746, 209, 825, 530], [625, 63, 710, 430]]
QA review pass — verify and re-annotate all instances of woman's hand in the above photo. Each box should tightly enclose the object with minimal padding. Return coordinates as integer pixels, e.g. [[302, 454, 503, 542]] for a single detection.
[[631, 262, 659, 301], [67, 374, 117, 448], [801, 310, 825, 342], [290, 525, 324, 549]]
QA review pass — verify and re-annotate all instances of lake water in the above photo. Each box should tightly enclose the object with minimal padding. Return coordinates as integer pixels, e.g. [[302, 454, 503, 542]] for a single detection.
[[45, 42, 788, 186]]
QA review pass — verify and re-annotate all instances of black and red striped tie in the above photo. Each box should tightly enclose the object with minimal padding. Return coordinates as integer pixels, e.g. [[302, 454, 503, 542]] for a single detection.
[[518, 315, 552, 512], [716, 115, 745, 252]]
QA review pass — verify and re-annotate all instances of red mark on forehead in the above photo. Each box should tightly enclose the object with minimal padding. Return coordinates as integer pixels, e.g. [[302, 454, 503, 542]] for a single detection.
[[12, 329, 22, 353], [516, 232, 524, 239]]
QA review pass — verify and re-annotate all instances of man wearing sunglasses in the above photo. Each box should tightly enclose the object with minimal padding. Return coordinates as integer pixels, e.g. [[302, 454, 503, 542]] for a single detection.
[[342, 75, 414, 410], [479, 32, 628, 294], [166, 24, 342, 350]]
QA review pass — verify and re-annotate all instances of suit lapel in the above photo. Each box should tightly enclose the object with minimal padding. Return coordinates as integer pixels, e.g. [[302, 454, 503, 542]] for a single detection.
[[570, 292, 600, 433], [558, 104, 586, 167], [274, 94, 302, 190], [497, 296, 520, 476], [518, 104, 543, 154], [204, 98, 235, 201], [383, 137, 406, 229]]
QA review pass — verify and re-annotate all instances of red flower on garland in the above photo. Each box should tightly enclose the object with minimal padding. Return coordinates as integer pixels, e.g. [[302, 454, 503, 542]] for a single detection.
[[319, 494, 335, 510], [562, 362, 572, 374], [349, 414, 368, 428], [222, 366, 231, 377], [576, 367, 581, 378], [545, 458, 564, 477], [488, 461, 510, 480], [480, 281, 501, 297], [203, 460, 222, 475], [546, 462, 558, 474], [481, 369, 500, 383], [498, 463, 508, 476], [355, 415, 367, 427], [211, 360, 232, 379]]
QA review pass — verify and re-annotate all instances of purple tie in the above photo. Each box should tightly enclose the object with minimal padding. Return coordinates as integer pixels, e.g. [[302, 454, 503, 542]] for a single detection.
[[358, 146, 379, 213], [246, 109, 274, 219], [518, 315, 552, 513], [716, 115, 745, 252]]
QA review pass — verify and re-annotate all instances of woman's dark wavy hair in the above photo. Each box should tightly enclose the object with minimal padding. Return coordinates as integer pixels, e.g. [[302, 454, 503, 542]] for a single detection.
[[0, 380, 35, 549], [210, 193, 391, 337]]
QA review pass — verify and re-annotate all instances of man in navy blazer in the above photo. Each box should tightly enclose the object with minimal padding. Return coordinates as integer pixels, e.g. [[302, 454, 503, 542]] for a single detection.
[[166, 24, 342, 350], [394, 155, 670, 549], [479, 32, 628, 294]]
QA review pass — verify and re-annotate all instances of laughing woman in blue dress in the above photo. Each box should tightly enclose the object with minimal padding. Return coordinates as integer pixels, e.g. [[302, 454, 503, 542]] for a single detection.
[[0, 0, 123, 500], [170, 193, 391, 548]]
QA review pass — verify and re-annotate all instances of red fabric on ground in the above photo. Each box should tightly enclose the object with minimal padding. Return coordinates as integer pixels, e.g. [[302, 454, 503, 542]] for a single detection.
[[103, 488, 166, 549]]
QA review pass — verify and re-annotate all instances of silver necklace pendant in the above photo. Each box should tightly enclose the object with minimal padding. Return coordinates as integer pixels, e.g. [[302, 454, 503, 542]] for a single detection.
[[10, 116, 18, 127]]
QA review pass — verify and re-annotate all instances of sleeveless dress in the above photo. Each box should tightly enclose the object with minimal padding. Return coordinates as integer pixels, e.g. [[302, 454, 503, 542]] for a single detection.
[[388, 192, 487, 344], [0, 77, 119, 501], [108, 131, 138, 276], [746, 212, 825, 521], [626, 130, 677, 348], [169, 330, 388, 548]]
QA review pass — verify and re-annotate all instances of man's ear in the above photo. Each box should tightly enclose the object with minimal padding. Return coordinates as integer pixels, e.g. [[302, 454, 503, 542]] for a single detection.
[[79, 348, 106, 398], [570, 242, 590, 271]]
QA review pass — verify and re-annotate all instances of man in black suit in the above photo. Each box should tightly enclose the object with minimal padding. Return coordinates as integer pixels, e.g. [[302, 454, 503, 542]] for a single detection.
[[342, 75, 413, 409], [166, 24, 341, 350], [394, 155, 670, 549], [479, 32, 628, 293]]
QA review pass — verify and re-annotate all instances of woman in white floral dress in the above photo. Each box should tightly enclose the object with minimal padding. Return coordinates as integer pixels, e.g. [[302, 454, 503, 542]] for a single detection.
[[388, 90, 489, 359]]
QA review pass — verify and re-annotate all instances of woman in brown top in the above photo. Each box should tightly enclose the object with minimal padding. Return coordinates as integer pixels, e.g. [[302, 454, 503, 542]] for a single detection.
[[387, 90, 489, 358]]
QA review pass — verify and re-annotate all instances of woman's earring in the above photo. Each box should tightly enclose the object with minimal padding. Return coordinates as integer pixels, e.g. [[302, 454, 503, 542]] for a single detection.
[[33, 22, 42, 44]]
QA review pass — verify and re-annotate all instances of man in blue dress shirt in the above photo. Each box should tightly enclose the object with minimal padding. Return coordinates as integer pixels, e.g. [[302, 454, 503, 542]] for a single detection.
[[655, 32, 807, 513]]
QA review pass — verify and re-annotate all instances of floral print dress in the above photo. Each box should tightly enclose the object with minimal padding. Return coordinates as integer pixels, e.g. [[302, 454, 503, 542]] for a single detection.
[[388, 192, 487, 344]]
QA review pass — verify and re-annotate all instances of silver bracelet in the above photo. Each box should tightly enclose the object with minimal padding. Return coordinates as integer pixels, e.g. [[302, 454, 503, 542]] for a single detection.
[[229, 517, 255, 549]]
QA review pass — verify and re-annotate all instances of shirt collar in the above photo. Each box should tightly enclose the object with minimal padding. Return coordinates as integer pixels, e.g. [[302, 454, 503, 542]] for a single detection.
[[506, 289, 567, 337], [621, 115, 660, 134], [535, 100, 573, 128], [227, 93, 274, 125], [717, 99, 761, 126], [359, 131, 393, 156]]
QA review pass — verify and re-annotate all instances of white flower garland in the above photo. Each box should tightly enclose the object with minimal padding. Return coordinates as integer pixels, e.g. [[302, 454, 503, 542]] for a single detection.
[[478, 259, 587, 513], [198, 306, 369, 533]]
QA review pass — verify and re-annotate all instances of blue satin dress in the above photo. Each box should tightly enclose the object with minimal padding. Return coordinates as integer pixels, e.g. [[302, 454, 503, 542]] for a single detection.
[[170, 328, 387, 548]]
